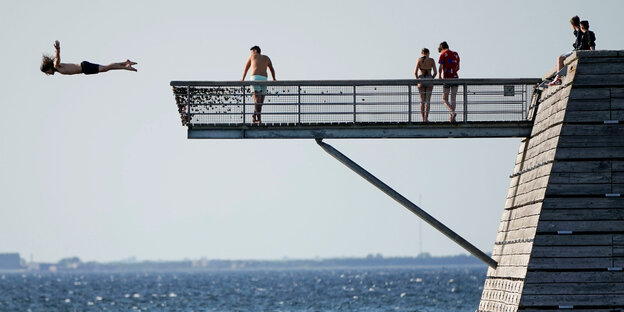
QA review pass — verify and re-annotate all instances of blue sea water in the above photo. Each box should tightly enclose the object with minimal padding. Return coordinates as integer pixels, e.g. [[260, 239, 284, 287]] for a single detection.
[[0, 267, 486, 311]]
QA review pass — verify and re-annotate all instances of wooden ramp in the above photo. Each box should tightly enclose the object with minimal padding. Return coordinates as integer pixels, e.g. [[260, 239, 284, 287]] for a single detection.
[[479, 50, 624, 311]]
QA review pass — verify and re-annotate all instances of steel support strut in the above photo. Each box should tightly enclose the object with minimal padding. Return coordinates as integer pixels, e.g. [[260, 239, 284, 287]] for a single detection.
[[315, 138, 498, 269]]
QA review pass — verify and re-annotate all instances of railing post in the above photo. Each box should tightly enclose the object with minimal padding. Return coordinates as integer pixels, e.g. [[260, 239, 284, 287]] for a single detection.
[[242, 86, 246, 124], [523, 84, 528, 120], [186, 86, 191, 124], [353, 85, 357, 123], [408, 85, 412, 123], [298, 85, 302, 125], [462, 83, 468, 122]]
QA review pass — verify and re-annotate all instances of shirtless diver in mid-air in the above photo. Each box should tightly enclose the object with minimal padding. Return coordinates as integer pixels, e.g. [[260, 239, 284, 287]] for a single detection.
[[40, 40, 137, 76]]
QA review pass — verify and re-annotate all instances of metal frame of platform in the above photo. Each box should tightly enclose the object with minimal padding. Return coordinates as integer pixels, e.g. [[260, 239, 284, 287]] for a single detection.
[[171, 78, 541, 139]]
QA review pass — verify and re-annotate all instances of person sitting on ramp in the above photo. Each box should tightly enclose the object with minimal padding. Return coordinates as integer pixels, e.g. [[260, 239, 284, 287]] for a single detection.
[[40, 40, 137, 76]]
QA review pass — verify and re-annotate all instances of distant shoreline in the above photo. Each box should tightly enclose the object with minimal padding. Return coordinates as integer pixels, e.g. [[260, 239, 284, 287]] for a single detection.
[[2, 254, 487, 273]]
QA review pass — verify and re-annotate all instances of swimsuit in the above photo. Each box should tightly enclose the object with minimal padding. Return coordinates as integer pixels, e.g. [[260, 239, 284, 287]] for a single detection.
[[417, 57, 435, 87], [81, 61, 100, 75], [250, 75, 267, 93]]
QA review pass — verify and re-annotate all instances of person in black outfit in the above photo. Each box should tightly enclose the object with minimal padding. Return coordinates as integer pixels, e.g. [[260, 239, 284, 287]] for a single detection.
[[549, 16, 581, 86], [577, 20, 596, 51]]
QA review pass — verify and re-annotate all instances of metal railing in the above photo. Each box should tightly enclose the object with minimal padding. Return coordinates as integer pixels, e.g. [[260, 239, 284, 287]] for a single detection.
[[171, 79, 540, 127]]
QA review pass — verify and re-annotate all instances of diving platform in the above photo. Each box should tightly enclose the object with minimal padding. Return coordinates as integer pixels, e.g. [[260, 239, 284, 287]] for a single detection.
[[171, 78, 541, 139], [170, 50, 624, 311]]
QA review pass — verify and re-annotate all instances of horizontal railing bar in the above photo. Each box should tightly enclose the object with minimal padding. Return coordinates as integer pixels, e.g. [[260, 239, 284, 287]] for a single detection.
[[189, 110, 527, 116], [185, 101, 527, 106], [171, 78, 541, 87]]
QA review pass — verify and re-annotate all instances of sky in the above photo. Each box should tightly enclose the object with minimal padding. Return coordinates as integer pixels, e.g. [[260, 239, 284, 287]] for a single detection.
[[1, 0, 623, 263]]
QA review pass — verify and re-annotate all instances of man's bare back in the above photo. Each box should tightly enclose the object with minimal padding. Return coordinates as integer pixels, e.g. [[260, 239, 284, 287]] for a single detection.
[[241, 46, 275, 81], [248, 54, 272, 77]]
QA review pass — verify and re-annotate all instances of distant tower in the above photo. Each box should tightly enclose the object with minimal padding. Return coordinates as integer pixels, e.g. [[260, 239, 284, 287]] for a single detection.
[[479, 51, 624, 311]]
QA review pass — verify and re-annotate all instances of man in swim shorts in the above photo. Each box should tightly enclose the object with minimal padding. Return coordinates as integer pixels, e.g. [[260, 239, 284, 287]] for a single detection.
[[40, 40, 137, 76], [241, 46, 276, 123]]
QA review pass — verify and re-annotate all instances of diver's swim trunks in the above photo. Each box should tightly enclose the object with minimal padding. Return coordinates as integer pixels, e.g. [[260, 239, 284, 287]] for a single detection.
[[81, 61, 100, 75], [250, 75, 267, 93]]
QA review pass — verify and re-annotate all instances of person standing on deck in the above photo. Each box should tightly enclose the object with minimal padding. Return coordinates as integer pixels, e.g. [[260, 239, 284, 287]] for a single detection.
[[415, 48, 437, 122], [437, 41, 460, 122], [241, 46, 276, 124]]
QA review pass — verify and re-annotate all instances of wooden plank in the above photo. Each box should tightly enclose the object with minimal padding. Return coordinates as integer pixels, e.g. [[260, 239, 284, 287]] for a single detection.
[[525, 138, 559, 161], [521, 309, 624, 312], [531, 246, 612, 257], [505, 203, 542, 220], [539, 208, 624, 221], [525, 141, 559, 163], [613, 184, 624, 193], [569, 88, 611, 100], [560, 124, 624, 136], [565, 99, 611, 112], [555, 147, 624, 160], [495, 227, 537, 245], [541, 197, 624, 209], [492, 242, 534, 256], [528, 257, 615, 269], [496, 254, 532, 267], [557, 136, 624, 148], [576, 50, 624, 58], [532, 111, 565, 135], [575, 62, 624, 74], [537, 220, 624, 232], [521, 294, 624, 306], [505, 188, 547, 208], [612, 97, 624, 109], [564, 110, 612, 122], [506, 181, 548, 200], [480, 290, 521, 304], [522, 282, 624, 295], [613, 161, 624, 171], [516, 174, 551, 193], [548, 172, 611, 184], [545, 183, 612, 195], [533, 234, 614, 246], [613, 110, 624, 120], [612, 87, 624, 98], [498, 215, 541, 232], [574, 74, 624, 86], [525, 271, 624, 284], [534, 99, 568, 125], [486, 265, 527, 279], [551, 160, 611, 173]]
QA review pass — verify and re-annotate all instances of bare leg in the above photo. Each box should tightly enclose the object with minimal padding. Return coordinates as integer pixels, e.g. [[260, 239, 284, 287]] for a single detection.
[[424, 85, 433, 122], [443, 86, 457, 122], [557, 55, 565, 73], [450, 86, 458, 122], [417, 85, 426, 122], [252, 92, 264, 123], [99, 60, 138, 73]]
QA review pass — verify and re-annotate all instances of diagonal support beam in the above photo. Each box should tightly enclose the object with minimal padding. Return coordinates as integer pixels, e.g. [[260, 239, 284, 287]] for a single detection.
[[315, 138, 497, 269]]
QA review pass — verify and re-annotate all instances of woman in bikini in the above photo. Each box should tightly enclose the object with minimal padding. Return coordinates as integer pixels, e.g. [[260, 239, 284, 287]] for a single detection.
[[414, 48, 437, 122]]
